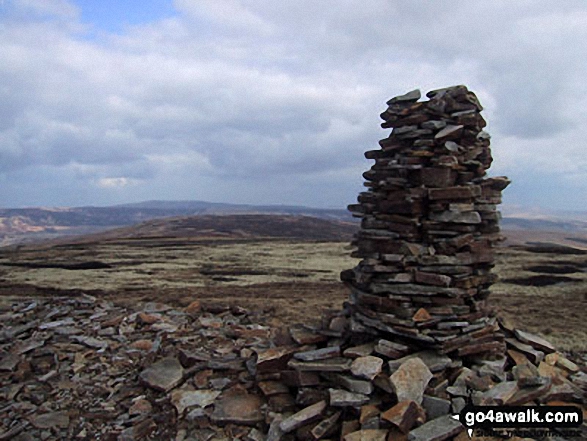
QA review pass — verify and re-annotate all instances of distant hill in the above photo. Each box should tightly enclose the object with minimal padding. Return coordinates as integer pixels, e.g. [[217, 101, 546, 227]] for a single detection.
[[0, 201, 352, 246], [46, 214, 359, 245], [4, 199, 587, 247]]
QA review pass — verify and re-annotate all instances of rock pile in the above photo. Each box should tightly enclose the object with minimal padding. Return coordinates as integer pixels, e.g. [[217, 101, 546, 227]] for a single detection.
[[342, 85, 510, 357], [0, 296, 278, 440], [252, 309, 585, 440], [2, 296, 584, 441]]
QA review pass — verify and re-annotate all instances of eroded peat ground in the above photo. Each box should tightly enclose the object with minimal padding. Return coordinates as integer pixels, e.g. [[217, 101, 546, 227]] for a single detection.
[[0, 236, 586, 354]]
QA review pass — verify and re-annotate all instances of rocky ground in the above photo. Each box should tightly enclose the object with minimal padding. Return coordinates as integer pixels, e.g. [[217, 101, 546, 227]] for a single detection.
[[0, 295, 279, 440], [1, 294, 585, 440]]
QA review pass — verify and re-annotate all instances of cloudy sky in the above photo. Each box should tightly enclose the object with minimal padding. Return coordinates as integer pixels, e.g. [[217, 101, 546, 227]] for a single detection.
[[1, 0, 586, 211]]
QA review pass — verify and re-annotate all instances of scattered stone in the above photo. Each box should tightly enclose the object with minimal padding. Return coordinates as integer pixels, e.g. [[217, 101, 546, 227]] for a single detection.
[[171, 389, 221, 414], [70, 335, 108, 350], [129, 398, 153, 416], [407, 415, 463, 441], [389, 351, 452, 374], [288, 358, 352, 372], [343, 343, 374, 358], [389, 358, 433, 404], [0, 353, 20, 372], [350, 356, 383, 381], [310, 411, 341, 440], [293, 346, 340, 361], [381, 400, 421, 433], [478, 381, 519, 405], [422, 395, 451, 420], [29, 411, 70, 429], [140, 357, 184, 392], [374, 339, 409, 358], [505, 338, 545, 364], [328, 374, 374, 395], [514, 329, 556, 353], [210, 393, 264, 426], [343, 429, 388, 441], [256, 346, 297, 372], [329, 389, 370, 407], [279, 400, 327, 433]]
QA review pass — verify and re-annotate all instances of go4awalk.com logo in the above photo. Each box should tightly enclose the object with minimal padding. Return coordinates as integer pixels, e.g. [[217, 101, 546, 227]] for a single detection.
[[452, 405, 583, 439]]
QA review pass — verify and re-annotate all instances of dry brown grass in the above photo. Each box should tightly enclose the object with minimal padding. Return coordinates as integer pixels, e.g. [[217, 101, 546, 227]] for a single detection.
[[1, 237, 585, 353]]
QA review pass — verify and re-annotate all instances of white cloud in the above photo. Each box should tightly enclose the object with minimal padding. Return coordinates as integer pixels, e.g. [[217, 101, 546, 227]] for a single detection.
[[96, 177, 140, 189], [1, 0, 586, 209]]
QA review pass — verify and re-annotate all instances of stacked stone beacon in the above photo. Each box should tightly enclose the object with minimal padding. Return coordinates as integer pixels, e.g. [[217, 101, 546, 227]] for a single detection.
[[248, 87, 583, 440], [342, 85, 511, 358]]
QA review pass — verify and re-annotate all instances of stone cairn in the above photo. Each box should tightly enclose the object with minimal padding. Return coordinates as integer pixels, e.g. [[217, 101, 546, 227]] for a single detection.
[[342, 85, 509, 358], [252, 86, 585, 441]]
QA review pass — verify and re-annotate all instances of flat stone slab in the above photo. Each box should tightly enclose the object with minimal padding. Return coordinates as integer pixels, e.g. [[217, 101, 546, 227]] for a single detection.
[[389, 357, 433, 404], [288, 357, 352, 372], [407, 415, 464, 441], [140, 357, 184, 392], [381, 400, 420, 433], [422, 395, 451, 420], [329, 374, 373, 395], [293, 346, 340, 361], [279, 400, 326, 433], [210, 393, 264, 426], [329, 388, 370, 407], [387, 89, 421, 104], [514, 329, 556, 353], [29, 411, 70, 429], [0, 353, 20, 372], [478, 381, 519, 405], [170, 389, 221, 414], [344, 429, 388, 441], [350, 355, 383, 381], [256, 346, 297, 372]]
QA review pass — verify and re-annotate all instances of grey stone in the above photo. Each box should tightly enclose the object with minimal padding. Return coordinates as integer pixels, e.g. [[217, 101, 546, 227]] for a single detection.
[[12, 338, 45, 355], [288, 357, 351, 372], [389, 358, 433, 404], [505, 338, 545, 364], [407, 415, 463, 441], [0, 353, 20, 372], [343, 429, 388, 441], [343, 342, 375, 358], [374, 339, 409, 358], [293, 346, 340, 361], [422, 395, 451, 420], [514, 329, 556, 354], [350, 356, 383, 381], [267, 415, 285, 441], [429, 211, 481, 224], [434, 125, 464, 141], [29, 411, 70, 429], [329, 388, 370, 407], [451, 397, 466, 414], [479, 381, 519, 405], [310, 411, 341, 440], [279, 400, 326, 433], [387, 89, 421, 104], [421, 120, 447, 131], [170, 389, 221, 414], [71, 336, 109, 350], [328, 374, 373, 395], [211, 393, 264, 426], [140, 357, 184, 392], [389, 351, 452, 373], [39, 318, 75, 330]]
